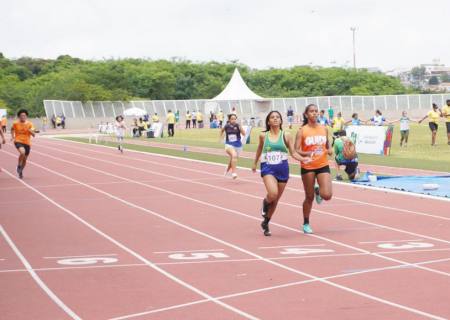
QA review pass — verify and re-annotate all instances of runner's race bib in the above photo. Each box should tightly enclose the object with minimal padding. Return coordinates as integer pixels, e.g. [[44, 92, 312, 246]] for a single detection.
[[228, 134, 237, 142], [266, 151, 283, 165]]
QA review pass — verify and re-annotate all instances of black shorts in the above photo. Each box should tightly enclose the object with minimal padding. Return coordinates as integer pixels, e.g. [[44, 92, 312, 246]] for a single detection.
[[429, 122, 438, 131], [14, 142, 31, 156], [336, 158, 358, 175], [301, 165, 331, 175], [446, 122, 450, 134]]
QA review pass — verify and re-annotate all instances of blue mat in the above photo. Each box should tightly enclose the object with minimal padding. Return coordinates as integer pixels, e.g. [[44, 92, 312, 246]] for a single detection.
[[352, 174, 450, 198]]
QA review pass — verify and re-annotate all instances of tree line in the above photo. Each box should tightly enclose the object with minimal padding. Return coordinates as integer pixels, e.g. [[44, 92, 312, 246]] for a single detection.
[[0, 53, 412, 117]]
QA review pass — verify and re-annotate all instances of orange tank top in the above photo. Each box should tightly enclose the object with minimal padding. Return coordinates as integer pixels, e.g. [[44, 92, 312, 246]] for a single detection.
[[300, 124, 329, 169]]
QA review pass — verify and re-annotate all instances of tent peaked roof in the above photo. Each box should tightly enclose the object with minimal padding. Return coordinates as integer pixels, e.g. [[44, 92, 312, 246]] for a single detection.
[[213, 68, 263, 100]]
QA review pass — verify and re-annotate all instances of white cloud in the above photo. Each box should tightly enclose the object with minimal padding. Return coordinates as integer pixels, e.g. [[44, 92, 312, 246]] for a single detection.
[[1, 0, 449, 70]]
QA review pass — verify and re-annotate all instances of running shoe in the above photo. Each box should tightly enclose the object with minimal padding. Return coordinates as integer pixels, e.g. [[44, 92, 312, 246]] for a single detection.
[[232, 173, 238, 179], [261, 220, 271, 236], [16, 165, 21, 174], [303, 223, 313, 234], [18, 166, 23, 179], [261, 199, 270, 217], [314, 185, 322, 204], [335, 174, 343, 181]]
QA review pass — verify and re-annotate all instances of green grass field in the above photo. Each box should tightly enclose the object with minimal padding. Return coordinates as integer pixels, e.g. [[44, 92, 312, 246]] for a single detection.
[[123, 123, 450, 172]]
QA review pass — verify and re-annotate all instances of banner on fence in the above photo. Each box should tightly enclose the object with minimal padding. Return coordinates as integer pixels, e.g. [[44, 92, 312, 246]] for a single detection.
[[345, 125, 393, 155]]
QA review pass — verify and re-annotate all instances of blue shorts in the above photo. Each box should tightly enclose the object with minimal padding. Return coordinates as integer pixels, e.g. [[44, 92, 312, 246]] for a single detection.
[[260, 160, 289, 183]]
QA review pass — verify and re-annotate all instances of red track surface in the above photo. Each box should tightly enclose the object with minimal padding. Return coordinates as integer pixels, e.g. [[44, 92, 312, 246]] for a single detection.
[[1, 137, 449, 320]]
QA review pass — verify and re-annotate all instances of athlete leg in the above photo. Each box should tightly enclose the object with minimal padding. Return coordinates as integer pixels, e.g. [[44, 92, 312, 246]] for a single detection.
[[301, 172, 316, 222], [316, 171, 332, 201]]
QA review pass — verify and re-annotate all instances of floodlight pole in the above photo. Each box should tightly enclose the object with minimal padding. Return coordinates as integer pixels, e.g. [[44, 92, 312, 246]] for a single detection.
[[350, 27, 357, 70]]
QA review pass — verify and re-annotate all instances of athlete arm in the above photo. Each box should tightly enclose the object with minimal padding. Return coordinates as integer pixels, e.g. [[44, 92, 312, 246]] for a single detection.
[[252, 133, 264, 172], [285, 132, 310, 163], [418, 115, 427, 123], [10, 126, 15, 142], [239, 125, 246, 137], [325, 127, 333, 156]]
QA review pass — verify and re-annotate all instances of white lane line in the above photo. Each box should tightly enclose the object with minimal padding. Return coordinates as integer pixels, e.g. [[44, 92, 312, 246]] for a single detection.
[[109, 256, 450, 320], [258, 244, 325, 249], [29, 146, 450, 278], [1, 168, 258, 320], [359, 239, 424, 244], [0, 225, 82, 320], [11, 153, 447, 320], [48, 138, 450, 205], [44, 253, 118, 259], [37, 142, 450, 245], [154, 249, 224, 254]]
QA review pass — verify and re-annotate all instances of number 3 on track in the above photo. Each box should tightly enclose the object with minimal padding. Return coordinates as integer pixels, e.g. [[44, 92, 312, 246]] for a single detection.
[[57, 257, 118, 265], [168, 252, 229, 260], [377, 242, 434, 250]]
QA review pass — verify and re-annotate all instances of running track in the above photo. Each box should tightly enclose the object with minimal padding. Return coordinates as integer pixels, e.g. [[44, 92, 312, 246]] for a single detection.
[[1, 137, 449, 320]]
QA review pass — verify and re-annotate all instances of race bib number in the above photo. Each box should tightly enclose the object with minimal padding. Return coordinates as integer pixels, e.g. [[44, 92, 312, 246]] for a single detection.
[[266, 151, 282, 165], [228, 134, 237, 142]]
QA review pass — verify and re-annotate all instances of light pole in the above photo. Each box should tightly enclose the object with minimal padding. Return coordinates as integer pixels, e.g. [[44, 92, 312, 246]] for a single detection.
[[350, 27, 357, 70]]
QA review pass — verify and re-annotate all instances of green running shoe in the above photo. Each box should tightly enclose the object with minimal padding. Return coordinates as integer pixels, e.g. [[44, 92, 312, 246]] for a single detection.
[[314, 185, 322, 204], [303, 223, 313, 234]]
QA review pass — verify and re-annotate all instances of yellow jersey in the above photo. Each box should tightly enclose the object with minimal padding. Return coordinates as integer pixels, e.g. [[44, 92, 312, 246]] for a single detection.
[[152, 115, 159, 123], [427, 110, 440, 124], [197, 113, 203, 121], [332, 117, 345, 132], [166, 113, 175, 124], [442, 105, 450, 122]]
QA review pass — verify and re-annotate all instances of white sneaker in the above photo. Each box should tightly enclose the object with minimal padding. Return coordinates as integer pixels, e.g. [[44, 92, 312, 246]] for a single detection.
[[232, 173, 238, 179]]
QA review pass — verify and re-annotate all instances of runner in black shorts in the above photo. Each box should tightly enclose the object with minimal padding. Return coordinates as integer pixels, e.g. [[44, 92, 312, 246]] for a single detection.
[[11, 109, 37, 179]]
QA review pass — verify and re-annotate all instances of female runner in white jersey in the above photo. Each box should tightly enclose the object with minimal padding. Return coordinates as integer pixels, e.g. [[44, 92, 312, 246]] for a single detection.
[[115, 115, 126, 153]]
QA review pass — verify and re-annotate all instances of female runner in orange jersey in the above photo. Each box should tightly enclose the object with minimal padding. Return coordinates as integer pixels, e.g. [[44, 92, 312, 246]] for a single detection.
[[295, 104, 333, 234]]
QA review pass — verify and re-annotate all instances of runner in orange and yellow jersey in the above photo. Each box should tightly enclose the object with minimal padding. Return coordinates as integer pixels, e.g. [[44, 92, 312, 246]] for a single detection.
[[11, 109, 37, 179], [295, 104, 333, 234]]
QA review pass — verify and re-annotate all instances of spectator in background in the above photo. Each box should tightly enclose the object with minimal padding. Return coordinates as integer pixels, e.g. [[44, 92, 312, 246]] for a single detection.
[[51, 114, 56, 129], [41, 116, 48, 132], [287, 106, 294, 129], [369, 110, 386, 126], [390, 111, 411, 147], [152, 113, 159, 123], [442, 99, 450, 145], [346, 113, 363, 126], [333, 130, 359, 181], [331, 112, 345, 145], [317, 110, 330, 126], [192, 110, 197, 128], [137, 117, 146, 136], [132, 118, 139, 137], [217, 109, 224, 128], [327, 105, 334, 121], [419, 103, 442, 146], [197, 110, 204, 128], [60, 114, 66, 129], [166, 109, 175, 137], [1, 115, 7, 133], [185, 111, 192, 129], [175, 110, 180, 126], [55, 115, 62, 128]]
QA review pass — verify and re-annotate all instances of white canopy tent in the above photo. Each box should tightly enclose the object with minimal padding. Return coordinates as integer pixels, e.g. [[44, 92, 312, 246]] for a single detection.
[[208, 68, 270, 117], [213, 68, 263, 101]]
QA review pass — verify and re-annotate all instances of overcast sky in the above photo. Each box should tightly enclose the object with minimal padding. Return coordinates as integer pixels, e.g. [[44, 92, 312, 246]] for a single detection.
[[2, 0, 449, 71]]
